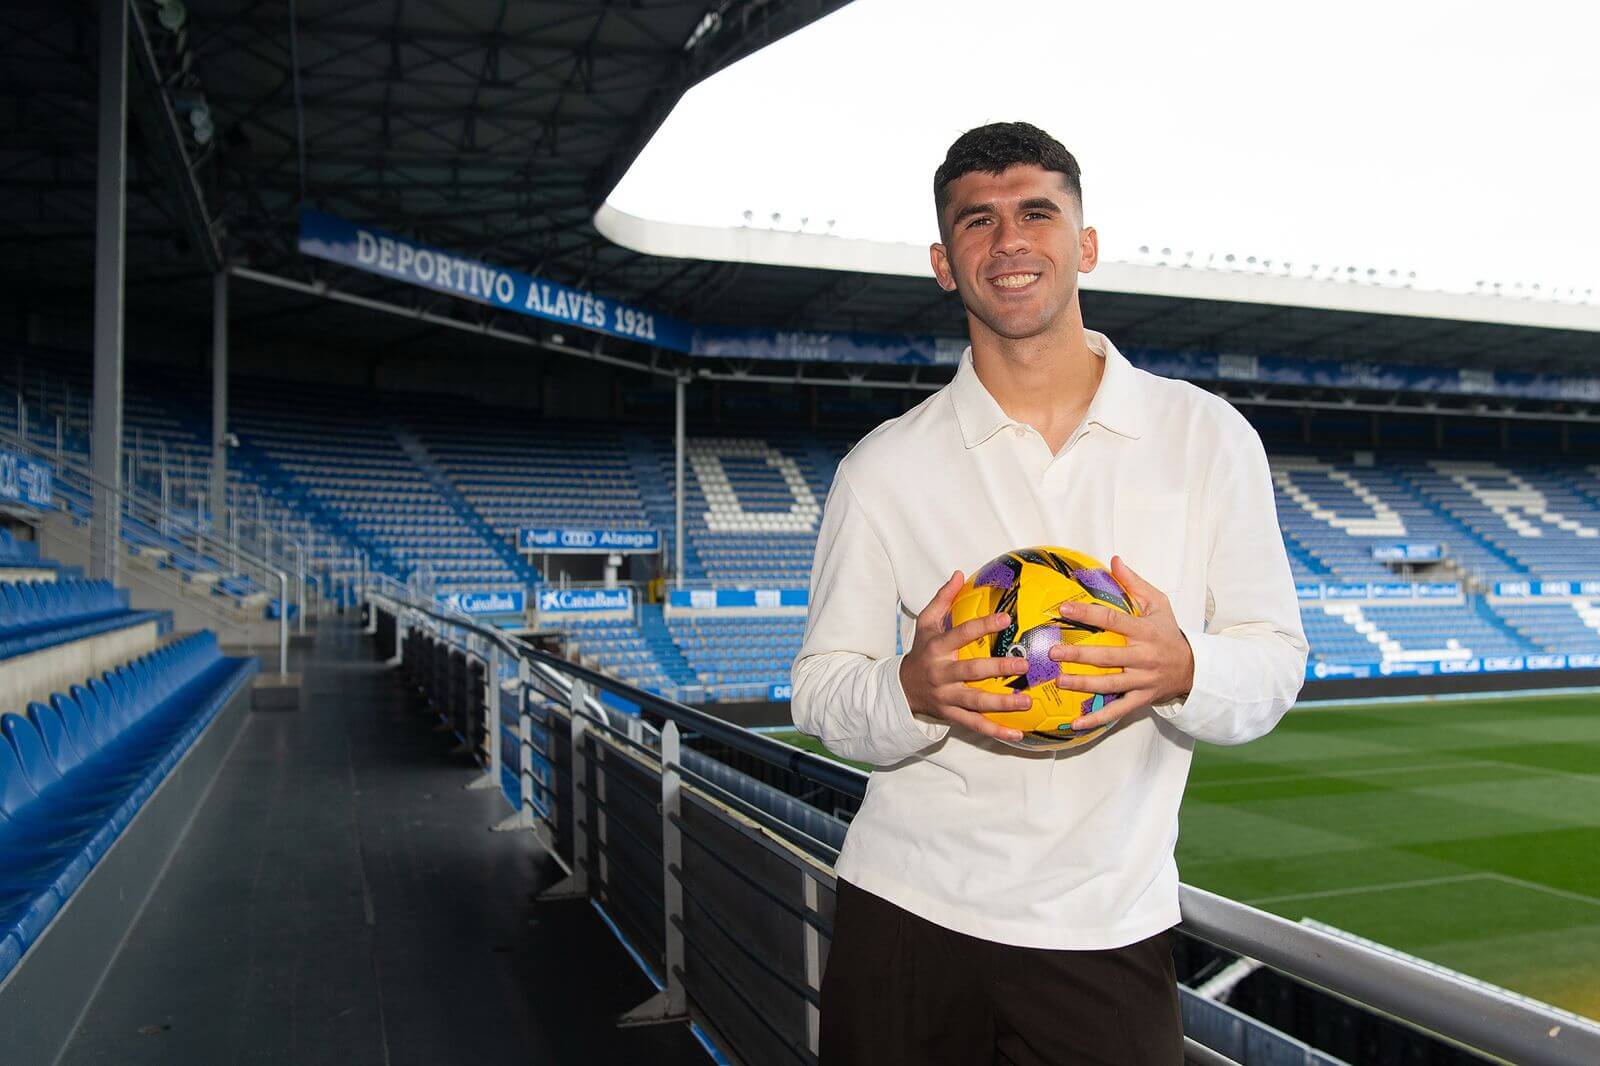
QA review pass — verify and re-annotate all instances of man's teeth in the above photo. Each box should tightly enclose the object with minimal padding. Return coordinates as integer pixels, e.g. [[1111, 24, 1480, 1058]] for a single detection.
[[993, 273, 1039, 289]]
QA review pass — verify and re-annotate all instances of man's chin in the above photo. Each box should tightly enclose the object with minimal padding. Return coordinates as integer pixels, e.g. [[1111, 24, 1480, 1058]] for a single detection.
[[969, 308, 1058, 342]]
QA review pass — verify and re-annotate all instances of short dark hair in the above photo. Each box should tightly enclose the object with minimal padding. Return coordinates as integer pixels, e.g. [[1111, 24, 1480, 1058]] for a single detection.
[[933, 122, 1082, 221]]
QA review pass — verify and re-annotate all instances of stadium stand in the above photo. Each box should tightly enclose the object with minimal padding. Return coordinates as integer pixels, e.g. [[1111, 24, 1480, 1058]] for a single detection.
[[13, 349, 1600, 701]]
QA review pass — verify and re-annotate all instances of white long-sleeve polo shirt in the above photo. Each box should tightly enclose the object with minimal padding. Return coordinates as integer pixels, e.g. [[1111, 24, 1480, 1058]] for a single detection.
[[791, 329, 1308, 951]]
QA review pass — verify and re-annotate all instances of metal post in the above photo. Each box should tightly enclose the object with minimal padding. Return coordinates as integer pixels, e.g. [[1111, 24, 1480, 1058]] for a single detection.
[[293, 543, 306, 636], [619, 720, 690, 1026], [90, 0, 126, 584], [211, 270, 228, 517], [228, 505, 238, 572], [539, 678, 591, 900], [674, 373, 685, 589], [275, 570, 289, 676], [491, 659, 537, 831], [385, 606, 404, 666], [469, 641, 502, 793], [803, 872, 824, 1054], [54, 416, 63, 471]]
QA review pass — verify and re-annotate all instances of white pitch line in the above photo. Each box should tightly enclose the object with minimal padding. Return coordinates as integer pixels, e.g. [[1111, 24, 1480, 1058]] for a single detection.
[[1482, 872, 1600, 911], [1189, 760, 1506, 790], [1243, 873, 1490, 907]]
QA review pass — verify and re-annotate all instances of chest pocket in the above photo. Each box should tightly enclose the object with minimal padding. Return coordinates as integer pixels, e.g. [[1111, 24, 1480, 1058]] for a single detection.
[[1112, 491, 1189, 606]]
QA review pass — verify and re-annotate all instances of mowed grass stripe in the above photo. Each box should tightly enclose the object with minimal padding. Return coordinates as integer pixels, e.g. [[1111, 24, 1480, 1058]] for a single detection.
[[1180, 692, 1600, 1018]]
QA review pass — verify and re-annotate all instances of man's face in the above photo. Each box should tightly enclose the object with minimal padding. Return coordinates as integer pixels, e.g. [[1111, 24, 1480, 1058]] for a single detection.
[[931, 164, 1097, 342]]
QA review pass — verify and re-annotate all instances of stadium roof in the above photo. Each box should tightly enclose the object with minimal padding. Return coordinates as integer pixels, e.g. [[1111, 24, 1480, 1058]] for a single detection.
[[604, 0, 1600, 329], [2, 0, 1597, 390], [1, 0, 853, 327]]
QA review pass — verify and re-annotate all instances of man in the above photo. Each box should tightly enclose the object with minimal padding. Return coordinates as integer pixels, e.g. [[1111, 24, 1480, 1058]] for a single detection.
[[791, 122, 1308, 1065]]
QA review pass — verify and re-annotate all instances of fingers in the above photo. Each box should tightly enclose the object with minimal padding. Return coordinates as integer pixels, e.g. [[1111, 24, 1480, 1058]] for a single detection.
[[917, 571, 966, 636], [932, 610, 1013, 655], [1111, 555, 1167, 616], [1057, 598, 1140, 636], [1071, 689, 1152, 732], [947, 656, 1029, 682], [1059, 669, 1149, 695], [950, 686, 1034, 714], [1048, 643, 1137, 668], [936, 705, 1026, 743]]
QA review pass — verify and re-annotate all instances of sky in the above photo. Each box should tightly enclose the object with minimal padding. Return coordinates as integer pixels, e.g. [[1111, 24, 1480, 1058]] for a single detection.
[[607, 0, 1600, 298]]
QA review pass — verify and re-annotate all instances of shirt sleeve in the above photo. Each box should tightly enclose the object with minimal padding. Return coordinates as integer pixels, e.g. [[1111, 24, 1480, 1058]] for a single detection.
[[790, 469, 950, 765], [1150, 414, 1309, 745]]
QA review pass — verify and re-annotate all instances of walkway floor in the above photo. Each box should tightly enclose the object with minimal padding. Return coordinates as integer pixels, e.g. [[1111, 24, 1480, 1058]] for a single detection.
[[59, 618, 705, 1065]]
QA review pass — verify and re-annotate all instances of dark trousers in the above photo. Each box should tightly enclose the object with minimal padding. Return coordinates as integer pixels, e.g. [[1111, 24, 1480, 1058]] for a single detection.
[[820, 879, 1183, 1065]]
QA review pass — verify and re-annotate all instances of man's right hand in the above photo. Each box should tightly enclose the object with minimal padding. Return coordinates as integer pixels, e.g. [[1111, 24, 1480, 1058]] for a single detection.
[[898, 570, 1031, 743]]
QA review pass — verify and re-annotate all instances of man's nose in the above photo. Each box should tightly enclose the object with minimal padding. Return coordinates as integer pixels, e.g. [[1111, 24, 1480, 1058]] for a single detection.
[[990, 217, 1029, 256]]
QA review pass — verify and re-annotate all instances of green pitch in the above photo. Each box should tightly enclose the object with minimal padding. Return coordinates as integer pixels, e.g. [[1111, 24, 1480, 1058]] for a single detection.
[[768, 692, 1600, 1020]]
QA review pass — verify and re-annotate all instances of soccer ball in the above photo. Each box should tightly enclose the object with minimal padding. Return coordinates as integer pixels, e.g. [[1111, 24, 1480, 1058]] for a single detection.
[[950, 546, 1140, 752]]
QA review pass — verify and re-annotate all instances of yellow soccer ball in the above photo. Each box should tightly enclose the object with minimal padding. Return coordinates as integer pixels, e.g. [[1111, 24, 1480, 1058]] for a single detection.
[[951, 546, 1139, 751]]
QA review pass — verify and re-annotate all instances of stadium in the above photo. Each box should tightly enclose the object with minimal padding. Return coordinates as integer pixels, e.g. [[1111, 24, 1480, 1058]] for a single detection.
[[1, 0, 1598, 1063]]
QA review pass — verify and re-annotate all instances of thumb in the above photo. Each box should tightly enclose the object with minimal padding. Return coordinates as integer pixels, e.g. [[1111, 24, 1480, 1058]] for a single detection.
[[1110, 555, 1157, 615], [919, 570, 965, 634]]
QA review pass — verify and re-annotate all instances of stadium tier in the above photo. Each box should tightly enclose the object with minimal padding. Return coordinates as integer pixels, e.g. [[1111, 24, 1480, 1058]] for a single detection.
[[8, 350, 1600, 700], [0, 517, 258, 985]]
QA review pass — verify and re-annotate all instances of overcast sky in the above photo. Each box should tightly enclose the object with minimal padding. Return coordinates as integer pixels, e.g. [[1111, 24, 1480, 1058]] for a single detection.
[[608, 0, 1599, 298]]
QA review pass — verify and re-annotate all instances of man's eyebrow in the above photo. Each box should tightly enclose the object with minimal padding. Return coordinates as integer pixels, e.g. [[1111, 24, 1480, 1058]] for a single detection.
[[1019, 197, 1062, 213], [951, 201, 997, 225]]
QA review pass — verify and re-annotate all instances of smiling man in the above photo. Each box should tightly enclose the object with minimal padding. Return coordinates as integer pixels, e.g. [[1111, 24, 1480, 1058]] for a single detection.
[[791, 123, 1309, 1064]]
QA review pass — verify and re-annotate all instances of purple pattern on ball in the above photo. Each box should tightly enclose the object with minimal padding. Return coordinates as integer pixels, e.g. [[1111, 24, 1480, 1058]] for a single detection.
[[974, 557, 1019, 590], [1072, 567, 1131, 613], [1018, 623, 1063, 687]]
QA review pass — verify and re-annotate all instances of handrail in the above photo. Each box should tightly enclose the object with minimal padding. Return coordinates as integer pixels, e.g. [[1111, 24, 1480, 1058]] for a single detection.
[[372, 591, 864, 798], [5, 430, 294, 676], [371, 587, 1600, 1066]]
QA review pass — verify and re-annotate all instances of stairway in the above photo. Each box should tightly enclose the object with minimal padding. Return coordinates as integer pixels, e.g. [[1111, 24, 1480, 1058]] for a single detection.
[[637, 602, 697, 688], [622, 430, 705, 583], [390, 424, 538, 586]]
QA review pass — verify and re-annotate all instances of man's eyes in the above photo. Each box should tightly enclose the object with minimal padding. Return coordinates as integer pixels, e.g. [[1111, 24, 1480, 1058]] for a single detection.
[[965, 212, 1052, 229]]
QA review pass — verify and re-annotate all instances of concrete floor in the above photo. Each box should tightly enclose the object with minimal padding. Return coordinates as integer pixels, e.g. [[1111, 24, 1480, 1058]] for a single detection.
[[58, 618, 705, 1065]]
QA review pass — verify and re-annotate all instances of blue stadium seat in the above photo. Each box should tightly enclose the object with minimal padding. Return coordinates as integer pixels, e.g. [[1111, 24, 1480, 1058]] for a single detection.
[[0, 631, 257, 983]]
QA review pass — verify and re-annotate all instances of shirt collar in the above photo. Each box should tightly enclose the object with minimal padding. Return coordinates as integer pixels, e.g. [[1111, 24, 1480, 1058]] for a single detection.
[[948, 329, 1144, 449]]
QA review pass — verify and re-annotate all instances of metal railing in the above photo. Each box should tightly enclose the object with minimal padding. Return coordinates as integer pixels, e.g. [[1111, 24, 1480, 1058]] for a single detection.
[[370, 589, 1600, 1066], [4, 430, 299, 676]]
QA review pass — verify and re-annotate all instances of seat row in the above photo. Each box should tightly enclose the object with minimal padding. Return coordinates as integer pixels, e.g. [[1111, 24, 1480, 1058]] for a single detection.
[[0, 631, 257, 980], [1, 579, 162, 660]]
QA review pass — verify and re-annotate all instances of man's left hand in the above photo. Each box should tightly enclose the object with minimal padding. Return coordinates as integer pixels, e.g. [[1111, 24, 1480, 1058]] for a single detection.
[[1048, 555, 1194, 732]]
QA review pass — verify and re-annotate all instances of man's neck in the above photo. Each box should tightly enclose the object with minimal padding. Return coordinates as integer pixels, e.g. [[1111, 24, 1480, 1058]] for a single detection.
[[969, 315, 1103, 454]]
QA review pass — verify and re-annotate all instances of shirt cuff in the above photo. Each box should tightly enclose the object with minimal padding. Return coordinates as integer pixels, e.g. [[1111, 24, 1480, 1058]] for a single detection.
[[875, 653, 950, 756], [1149, 619, 1222, 730]]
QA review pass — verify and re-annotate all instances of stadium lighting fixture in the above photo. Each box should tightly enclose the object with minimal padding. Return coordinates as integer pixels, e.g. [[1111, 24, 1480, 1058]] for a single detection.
[[157, 0, 186, 32]]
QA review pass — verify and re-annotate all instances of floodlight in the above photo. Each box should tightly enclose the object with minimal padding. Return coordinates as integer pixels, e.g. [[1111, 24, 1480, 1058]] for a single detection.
[[158, 0, 186, 31]]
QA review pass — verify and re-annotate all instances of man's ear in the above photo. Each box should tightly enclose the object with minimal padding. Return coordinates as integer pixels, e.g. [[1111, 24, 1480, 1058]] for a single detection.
[[930, 242, 957, 292], [1078, 225, 1099, 274]]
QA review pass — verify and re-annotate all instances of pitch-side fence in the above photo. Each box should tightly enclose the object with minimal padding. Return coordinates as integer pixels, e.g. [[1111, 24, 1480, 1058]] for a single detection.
[[366, 592, 1600, 1066]]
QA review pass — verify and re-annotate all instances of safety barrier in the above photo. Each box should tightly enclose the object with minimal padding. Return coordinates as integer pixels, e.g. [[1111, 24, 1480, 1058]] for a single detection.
[[369, 592, 1600, 1066]]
